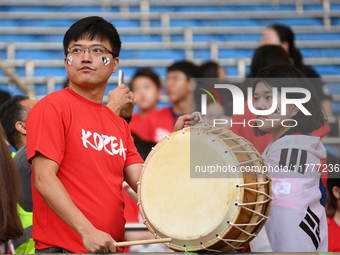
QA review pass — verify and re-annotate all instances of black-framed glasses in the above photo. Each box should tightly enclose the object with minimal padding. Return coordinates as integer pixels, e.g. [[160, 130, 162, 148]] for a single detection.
[[68, 45, 114, 57]]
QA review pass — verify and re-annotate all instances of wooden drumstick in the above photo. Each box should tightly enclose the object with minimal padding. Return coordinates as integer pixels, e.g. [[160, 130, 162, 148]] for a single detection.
[[115, 237, 172, 247]]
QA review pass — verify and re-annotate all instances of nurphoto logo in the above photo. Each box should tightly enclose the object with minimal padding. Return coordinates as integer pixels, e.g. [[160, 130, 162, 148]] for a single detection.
[[196, 79, 312, 128]]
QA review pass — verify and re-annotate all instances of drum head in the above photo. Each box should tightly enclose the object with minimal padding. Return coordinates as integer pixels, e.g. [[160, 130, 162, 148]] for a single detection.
[[138, 129, 245, 251]]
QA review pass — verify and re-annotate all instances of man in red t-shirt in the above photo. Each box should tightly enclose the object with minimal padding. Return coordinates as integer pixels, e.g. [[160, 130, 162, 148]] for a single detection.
[[26, 16, 191, 254]]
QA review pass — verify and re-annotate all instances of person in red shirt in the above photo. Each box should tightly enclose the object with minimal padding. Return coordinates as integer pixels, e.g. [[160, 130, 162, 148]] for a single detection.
[[129, 68, 162, 138], [326, 176, 340, 252], [26, 16, 191, 254], [140, 61, 199, 143]]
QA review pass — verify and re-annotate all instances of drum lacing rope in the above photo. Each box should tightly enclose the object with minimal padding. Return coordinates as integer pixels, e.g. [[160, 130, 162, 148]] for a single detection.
[[209, 129, 233, 141], [227, 222, 258, 237], [235, 203, 269, 219], [232, 150, 263, 159], [191, 111, 210, 135], [221, 217, 268, 247], [195, 122, 210, 135], [234, 158, 263, 167], [237, 182, 272, 200], [216, 235, 245, 250], [206, 127, 225, 134], [200, 244, 223, 253], [225, 141, 253, 153], [237, 199, 271, 207]]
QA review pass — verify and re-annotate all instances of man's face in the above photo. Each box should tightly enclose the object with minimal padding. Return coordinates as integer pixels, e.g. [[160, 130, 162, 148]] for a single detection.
[[165, 71, 191, 103], [64, 38, 119, 89]]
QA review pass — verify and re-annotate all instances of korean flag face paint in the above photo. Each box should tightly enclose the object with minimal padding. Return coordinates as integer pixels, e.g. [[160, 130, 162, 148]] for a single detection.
[[67, 56, 73, 66], [102, 56, 110, 66], [272, 107, 281, 115]]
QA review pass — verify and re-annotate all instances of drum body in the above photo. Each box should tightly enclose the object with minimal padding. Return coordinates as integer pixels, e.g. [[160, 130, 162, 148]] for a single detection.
[[137, 126, 271, 252]]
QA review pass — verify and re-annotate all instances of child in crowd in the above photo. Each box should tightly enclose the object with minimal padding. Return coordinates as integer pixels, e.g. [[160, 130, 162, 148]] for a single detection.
[[197, 61, 230, 127], [129, 68, 162, 138], [250, 64, 328, 252], [140, 61, 198, 143], [230, 45, 291, 154]]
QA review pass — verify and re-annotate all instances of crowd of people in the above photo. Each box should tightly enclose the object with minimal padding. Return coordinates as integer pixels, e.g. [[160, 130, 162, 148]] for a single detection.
[[0, 16, 339, 253]]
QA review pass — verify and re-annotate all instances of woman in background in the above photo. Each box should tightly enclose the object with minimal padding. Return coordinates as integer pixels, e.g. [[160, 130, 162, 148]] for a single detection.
[[260, 24, 333, 119], [0, 124, 23, 254]]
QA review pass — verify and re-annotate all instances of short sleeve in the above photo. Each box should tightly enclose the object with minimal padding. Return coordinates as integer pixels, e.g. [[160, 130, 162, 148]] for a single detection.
[[26, 99, 66, 165]]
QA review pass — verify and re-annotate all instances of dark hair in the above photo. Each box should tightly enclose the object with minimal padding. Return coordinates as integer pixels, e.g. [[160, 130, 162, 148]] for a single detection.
[[63, 16, 122, 58], [0, 124, 23, 242], [198, 61, 219, 78], [326, 169, 340, 218], [253, 64, 325, 136], [249, 45, 291, 78], [130, 68, 161, 91], [0, 95, 29, 149], [167, 61, 199, 80], [270, 24, 303, 66]]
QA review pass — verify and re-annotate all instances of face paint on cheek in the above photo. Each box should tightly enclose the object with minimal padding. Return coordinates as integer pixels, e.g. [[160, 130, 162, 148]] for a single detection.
[[67, 56, 73, 66], [102, 56, 111, 66], [272, 107, 281, 115]]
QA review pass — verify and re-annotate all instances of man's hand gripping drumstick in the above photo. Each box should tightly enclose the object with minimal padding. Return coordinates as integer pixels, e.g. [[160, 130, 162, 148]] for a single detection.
[[106, 69, 136, 118]]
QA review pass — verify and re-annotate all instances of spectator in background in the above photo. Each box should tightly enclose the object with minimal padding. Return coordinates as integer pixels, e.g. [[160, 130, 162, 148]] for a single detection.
[[250, 64, 328, 252], [198, 61, 227, 79], [249, 45, 291, 79], [0, 124, 23, 254], [140, 61, 199, 143], [260, 24, 334, 119], [326, 175, 340, 252], [231, 45, 330, 154], [0, 95, 36, 212], [0, 95, 37, 254], [129, 68, 162, 138], [230, 45, 291, 154], [196, 61, 231, 127]]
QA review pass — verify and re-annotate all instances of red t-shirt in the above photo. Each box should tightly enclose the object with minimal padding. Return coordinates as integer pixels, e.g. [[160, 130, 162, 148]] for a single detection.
[[328, 217, 340, 252], [26, 88, 143, 253], [129, 113, 145, 138], [139, 107, 176, 143]]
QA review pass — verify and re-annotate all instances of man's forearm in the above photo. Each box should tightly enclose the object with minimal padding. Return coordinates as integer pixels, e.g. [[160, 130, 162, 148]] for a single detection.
[[33, 157, 94, 237]]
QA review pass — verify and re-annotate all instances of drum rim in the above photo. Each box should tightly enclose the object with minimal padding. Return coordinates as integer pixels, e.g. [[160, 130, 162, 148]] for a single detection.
[[137, 127, 272, 252]]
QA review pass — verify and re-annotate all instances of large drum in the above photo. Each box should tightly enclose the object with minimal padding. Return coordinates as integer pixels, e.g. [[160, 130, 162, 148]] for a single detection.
[[137, 124, 272, 252]]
